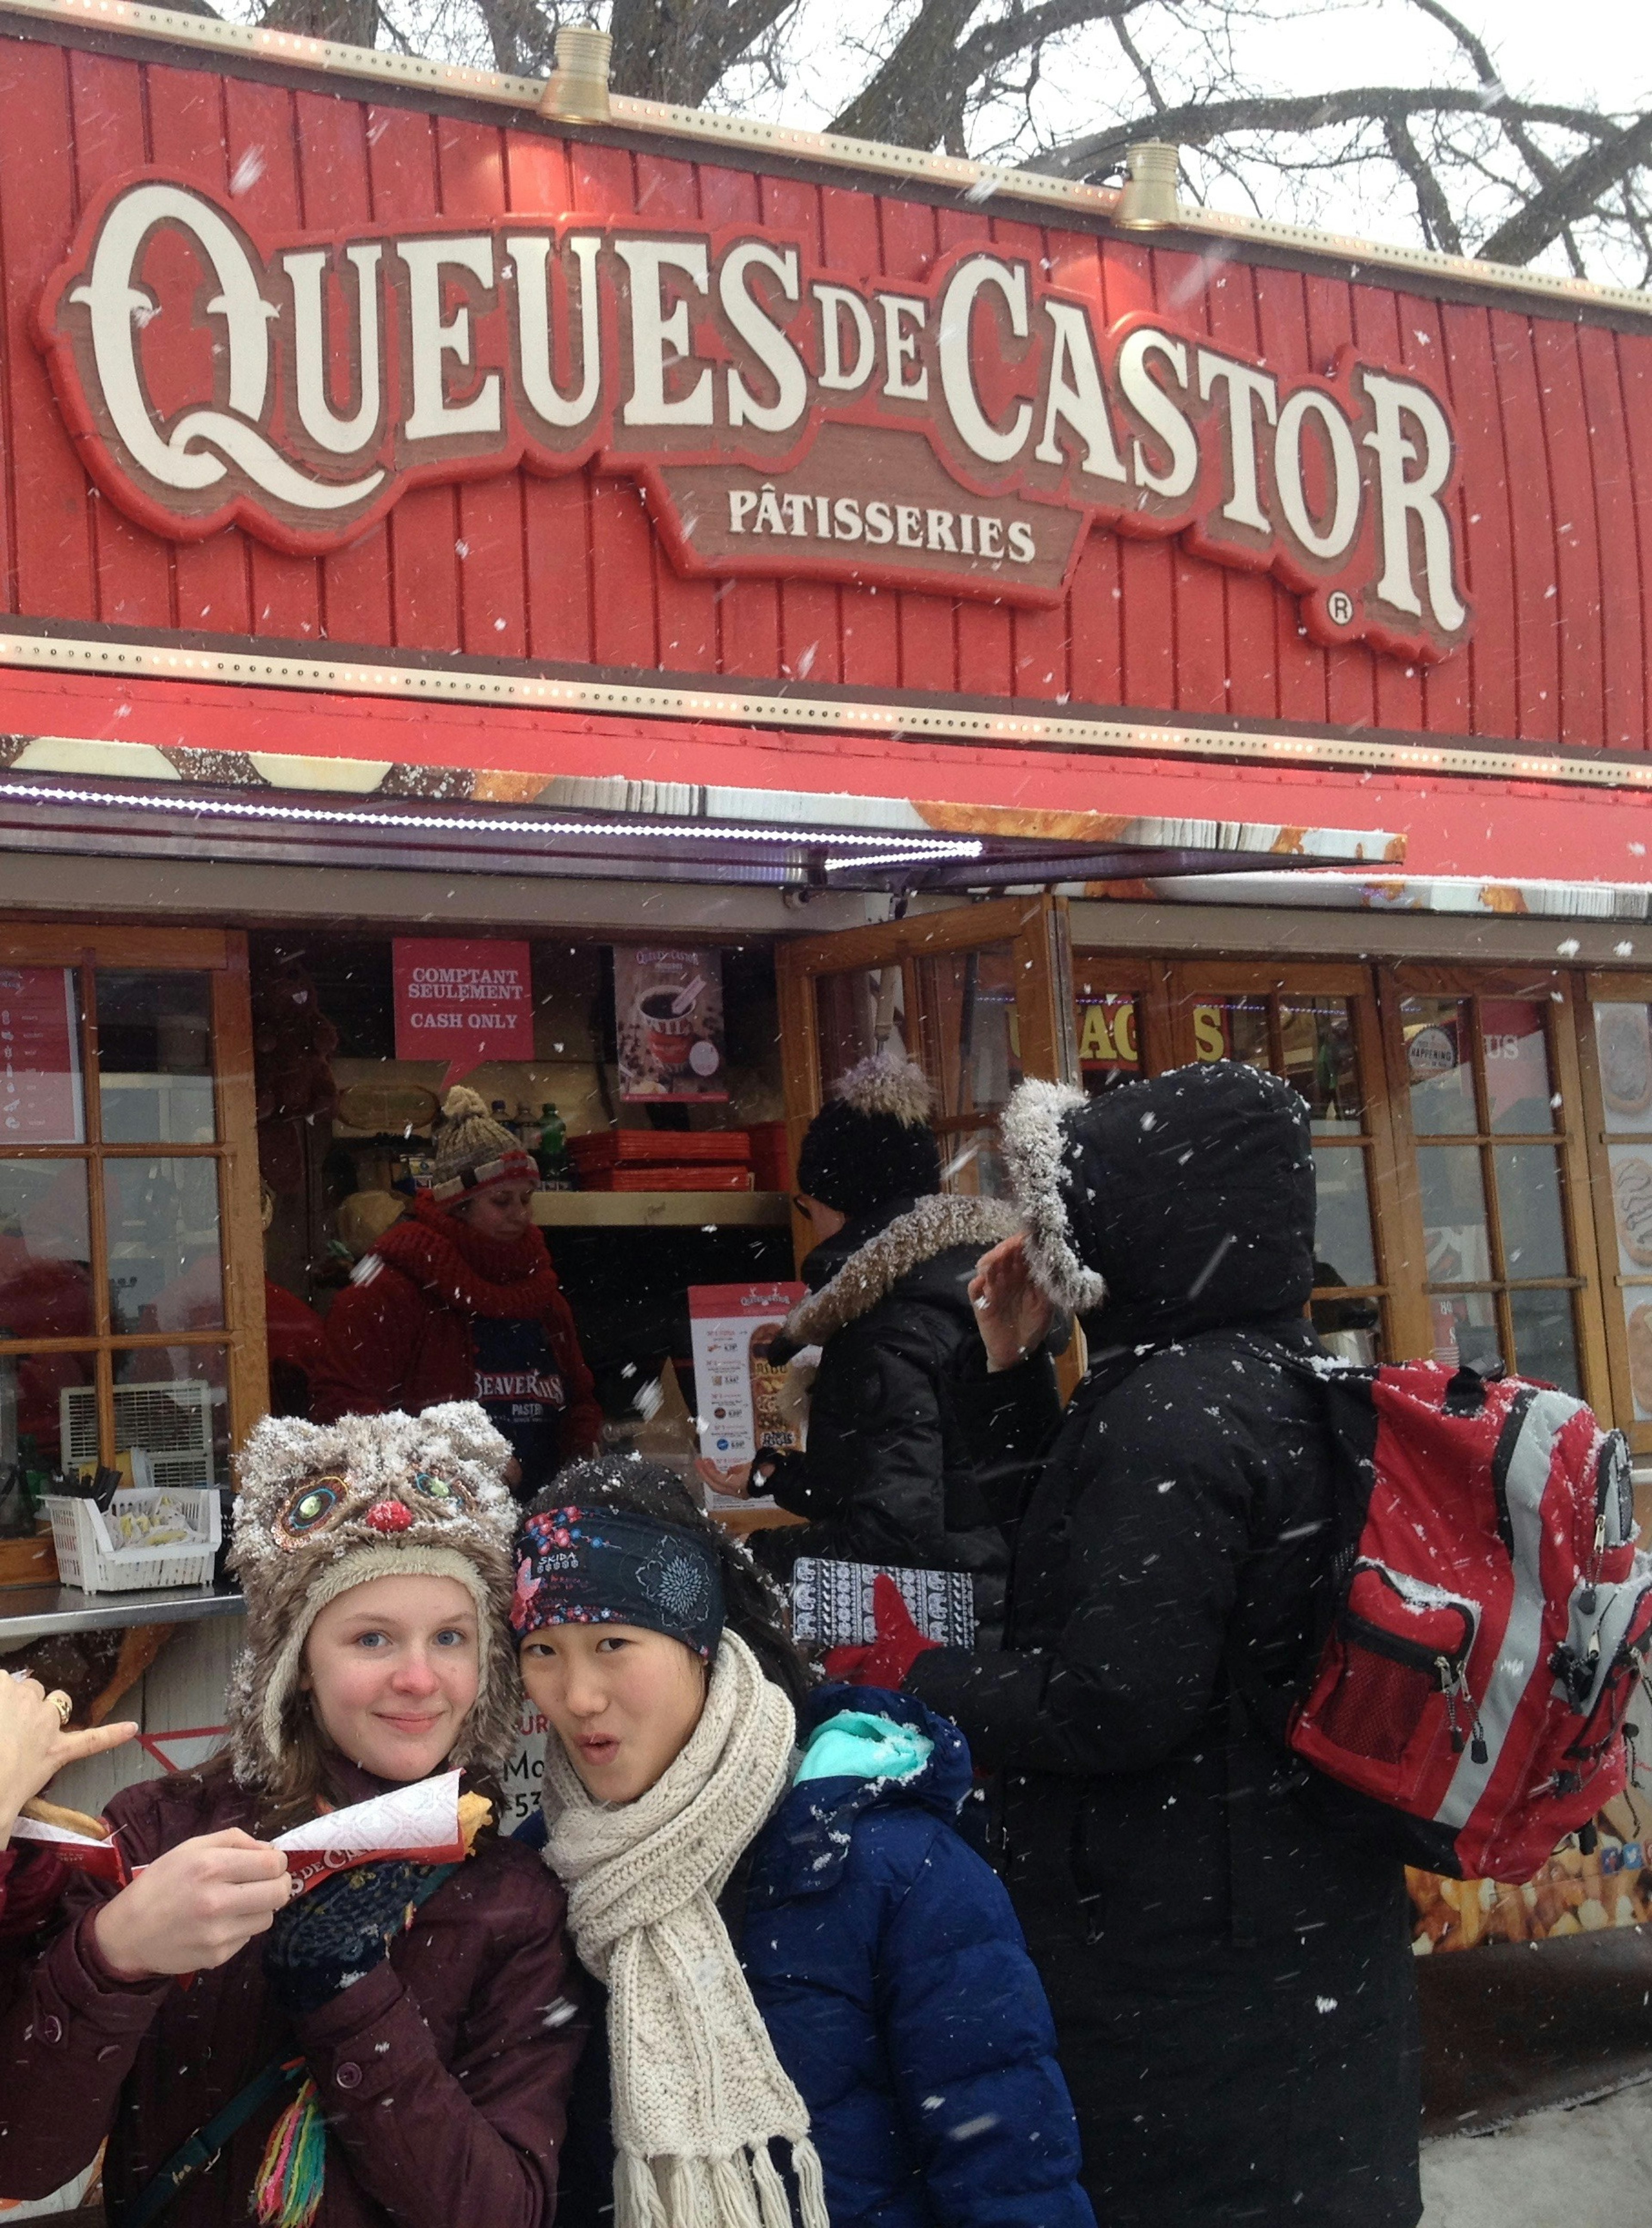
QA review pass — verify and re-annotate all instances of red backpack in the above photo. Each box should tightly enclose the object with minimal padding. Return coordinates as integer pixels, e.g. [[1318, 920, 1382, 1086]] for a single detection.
[[1284, 1359, 1652, 1883]]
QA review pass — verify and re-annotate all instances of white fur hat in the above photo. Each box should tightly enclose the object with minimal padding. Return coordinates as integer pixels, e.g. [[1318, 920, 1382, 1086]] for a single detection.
[[998, 1079, 1109, 1314]]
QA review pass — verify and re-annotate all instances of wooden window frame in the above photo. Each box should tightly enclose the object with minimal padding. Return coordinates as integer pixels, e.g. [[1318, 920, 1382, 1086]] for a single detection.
[[1575, 972, 1652, 1453], [1383, 964, 1608, 1413], [1070, 954, 1427, 1359], [0, 921, 268, 1466]]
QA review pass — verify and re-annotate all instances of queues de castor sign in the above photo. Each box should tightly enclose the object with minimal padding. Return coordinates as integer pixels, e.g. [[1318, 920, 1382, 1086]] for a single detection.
[[37, 173, 1467, 661]]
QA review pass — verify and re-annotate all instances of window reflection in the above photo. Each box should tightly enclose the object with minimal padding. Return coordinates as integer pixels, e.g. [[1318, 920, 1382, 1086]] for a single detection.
[[104, 1159, 223, 1334], [97, 972, 216, 1144]]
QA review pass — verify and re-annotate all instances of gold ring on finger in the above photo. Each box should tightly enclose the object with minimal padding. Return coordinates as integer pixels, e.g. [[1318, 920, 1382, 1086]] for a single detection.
[[45, 1689, 73, 1727]]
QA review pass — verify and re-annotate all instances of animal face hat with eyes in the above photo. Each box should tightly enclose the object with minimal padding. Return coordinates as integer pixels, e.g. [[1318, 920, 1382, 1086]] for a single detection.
[[225, 1402, 520, 1788]]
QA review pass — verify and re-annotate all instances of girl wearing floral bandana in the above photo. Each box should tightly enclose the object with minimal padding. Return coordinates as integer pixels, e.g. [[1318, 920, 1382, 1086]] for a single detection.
[[512, 1455, 1094, 2228]]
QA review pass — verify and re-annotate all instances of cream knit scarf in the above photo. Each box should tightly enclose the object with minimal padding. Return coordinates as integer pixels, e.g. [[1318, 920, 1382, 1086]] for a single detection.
[[541, 1632, 830, 2228]]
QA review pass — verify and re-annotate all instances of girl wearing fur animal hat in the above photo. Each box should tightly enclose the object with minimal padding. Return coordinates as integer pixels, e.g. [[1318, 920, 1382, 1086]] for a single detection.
[[0, 1402, 586, 2228], [510, 1453, 1094, 2228], [312, 1087, 602, 1502], [746, 1050, 1018, 1621]]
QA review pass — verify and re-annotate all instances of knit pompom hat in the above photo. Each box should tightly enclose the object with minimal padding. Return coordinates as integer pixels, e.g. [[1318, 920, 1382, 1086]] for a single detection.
[[225, 1402, 521, 1788], [430, 1085, 537, 1208], [795, 1050, 942, 1219]]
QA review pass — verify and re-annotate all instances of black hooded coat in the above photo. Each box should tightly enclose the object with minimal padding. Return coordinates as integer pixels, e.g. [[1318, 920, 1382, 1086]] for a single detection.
[[907, 1063, 1421, 2228], [750, 1193, 1018, 1623]]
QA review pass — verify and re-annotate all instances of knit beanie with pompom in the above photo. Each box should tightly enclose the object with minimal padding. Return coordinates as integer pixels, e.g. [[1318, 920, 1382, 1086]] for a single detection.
[[795, 1050, 941, 1219], [430, 1085, 537, 1209]]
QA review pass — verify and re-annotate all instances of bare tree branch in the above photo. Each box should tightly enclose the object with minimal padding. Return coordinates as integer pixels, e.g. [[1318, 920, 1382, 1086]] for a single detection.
[[1039, 86, 1618, 184], [1384, 113, 1463, 253], [1111, 13, 1166, 114], [1478, 107, 1652, 264], [830, 1, 1147, 150], [608, 0, 797, 108]]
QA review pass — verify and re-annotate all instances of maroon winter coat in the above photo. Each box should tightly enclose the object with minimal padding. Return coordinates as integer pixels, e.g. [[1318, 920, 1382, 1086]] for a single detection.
[[0, 1846, 64, 1945], [0, 1762, 584, 2228], [0, 1845, 65, 2022], [311, 1195, 602, 1465]]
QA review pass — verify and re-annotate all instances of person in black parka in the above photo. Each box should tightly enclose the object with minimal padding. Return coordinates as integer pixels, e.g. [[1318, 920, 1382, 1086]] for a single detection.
[[749, 1051, 1018, 1624], [901, 1060, 1423, 2228]]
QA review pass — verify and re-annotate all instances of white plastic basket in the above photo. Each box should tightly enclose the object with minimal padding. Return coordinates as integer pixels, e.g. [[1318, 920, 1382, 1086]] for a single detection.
[[43, 1488, 221, 1595]]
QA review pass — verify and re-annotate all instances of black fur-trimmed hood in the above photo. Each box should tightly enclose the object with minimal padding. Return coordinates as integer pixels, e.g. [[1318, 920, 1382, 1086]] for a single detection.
[[783, 1193, 1017, 1348]]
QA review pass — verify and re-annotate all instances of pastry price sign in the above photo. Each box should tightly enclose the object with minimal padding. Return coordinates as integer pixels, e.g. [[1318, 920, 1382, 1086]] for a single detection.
[[36, 175, 1469, 662], [392, 938, 535, 1087]]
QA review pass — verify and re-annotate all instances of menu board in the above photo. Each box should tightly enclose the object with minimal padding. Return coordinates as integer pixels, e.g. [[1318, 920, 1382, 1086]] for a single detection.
[[688, 1280, 806, 1494], [0, 966, 83, 1143], [614, 946, 727, 1102]]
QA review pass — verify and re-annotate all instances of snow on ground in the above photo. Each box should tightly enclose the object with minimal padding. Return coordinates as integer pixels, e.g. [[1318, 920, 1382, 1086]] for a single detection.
[[1420, 2079, 1652, 2227]]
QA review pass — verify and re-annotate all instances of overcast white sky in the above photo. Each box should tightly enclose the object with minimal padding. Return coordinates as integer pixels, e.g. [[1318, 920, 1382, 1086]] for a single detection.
[[724, 0, 1652, 275]]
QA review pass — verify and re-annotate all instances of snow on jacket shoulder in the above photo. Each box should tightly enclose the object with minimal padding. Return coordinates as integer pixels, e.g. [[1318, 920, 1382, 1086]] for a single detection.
[[752, 1194, 1017, 1613], [743, 1684, 1094, 2228], [0, 1762, 586, 2228]]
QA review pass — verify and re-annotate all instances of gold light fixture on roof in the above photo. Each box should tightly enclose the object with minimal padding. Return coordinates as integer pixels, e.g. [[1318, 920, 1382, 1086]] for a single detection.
[[538, 25, 613, 123], [1116, 141, 1184, 229]]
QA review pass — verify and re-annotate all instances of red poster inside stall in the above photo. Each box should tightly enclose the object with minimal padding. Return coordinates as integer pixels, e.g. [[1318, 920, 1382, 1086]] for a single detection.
[[0, 967, 83, 1143], [391, 940, 536, 1088]]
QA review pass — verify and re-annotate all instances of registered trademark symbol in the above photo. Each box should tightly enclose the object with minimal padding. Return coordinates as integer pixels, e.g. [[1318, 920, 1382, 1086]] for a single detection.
[[1326, 589, 1355, 626]]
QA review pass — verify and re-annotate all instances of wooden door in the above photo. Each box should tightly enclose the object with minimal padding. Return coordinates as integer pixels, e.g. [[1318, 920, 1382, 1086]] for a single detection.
[[775, 896, 1076, 1263]]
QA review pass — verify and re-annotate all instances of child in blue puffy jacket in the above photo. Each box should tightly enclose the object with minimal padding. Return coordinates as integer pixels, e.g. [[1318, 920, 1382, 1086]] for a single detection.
[[510, 1455, 1094, 2228]]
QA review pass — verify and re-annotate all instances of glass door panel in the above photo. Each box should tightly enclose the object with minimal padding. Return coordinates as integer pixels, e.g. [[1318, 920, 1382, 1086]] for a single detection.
[[1581, 991, 1652, 1438], [1171, 970, 1392, 1360], [103, 1158, 224, 1333], [1399, 985, 1584, 1395], [778, 899, 1074, 1242], [96, 971, 216, 1143], [0, 1162, 95, 1338], [812, 962, 910, 1085]]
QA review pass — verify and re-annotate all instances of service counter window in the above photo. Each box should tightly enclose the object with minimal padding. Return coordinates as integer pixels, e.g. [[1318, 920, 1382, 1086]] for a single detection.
[[1390, 979, 1600, 1396], [0, 930, 263, 1507]]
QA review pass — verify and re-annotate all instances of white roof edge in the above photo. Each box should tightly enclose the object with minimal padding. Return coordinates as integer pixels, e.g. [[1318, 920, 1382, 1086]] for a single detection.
[[6, 0, 1650, 322], [1125, 869, 1652, 921]]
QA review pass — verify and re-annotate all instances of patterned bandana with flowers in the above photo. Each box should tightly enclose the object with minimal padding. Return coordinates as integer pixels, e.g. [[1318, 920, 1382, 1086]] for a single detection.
[[510, 1504, 725, 1659]]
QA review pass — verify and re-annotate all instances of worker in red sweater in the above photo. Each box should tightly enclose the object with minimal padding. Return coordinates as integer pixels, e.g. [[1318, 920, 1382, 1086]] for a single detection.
[[312, 1089, 601, 1501]]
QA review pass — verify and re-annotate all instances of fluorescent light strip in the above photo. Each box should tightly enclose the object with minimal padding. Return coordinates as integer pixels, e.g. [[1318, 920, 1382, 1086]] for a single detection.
[[822, 847, 972, 873], [0, 777, 983, 857]]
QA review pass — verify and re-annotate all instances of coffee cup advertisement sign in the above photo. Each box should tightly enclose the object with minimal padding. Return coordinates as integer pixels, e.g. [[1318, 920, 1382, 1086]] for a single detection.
[[614, 947, 727, 1101]]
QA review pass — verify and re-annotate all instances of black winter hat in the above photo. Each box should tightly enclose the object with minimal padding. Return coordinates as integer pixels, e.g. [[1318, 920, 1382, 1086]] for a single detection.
[[795, 1051, 941, 1217]]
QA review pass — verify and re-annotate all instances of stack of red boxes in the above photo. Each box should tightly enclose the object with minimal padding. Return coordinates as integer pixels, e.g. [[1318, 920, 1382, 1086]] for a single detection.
[[567, 1131, 755, 1191]]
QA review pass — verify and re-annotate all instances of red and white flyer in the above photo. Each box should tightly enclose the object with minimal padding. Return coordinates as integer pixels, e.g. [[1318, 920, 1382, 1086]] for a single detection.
[[8, 1810, 128, 1883], [688, 1281, 806, 1499], [272, 1769, 471, 1894]]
